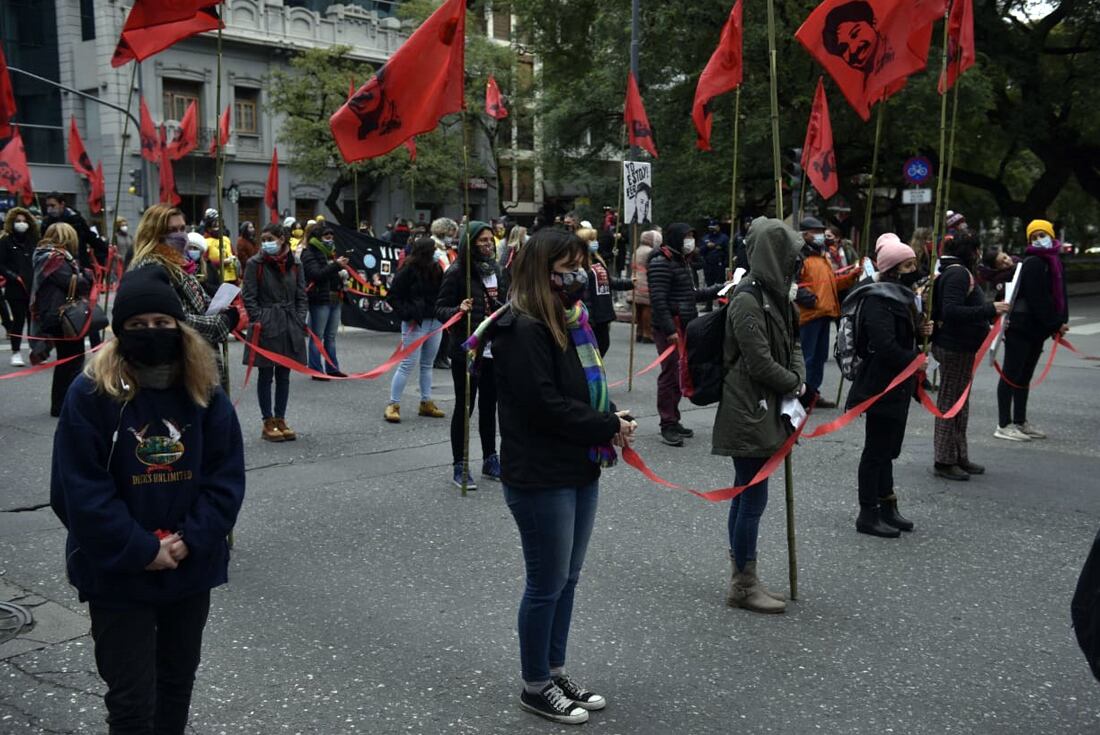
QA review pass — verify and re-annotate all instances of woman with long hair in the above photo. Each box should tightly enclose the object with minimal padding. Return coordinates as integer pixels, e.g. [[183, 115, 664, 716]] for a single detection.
[[0, 206, 40, 366], [301, 223, 350, 379], [576, 226, 632, 356], [385, 236, 446, 423], [500, 224, 528, 272], [51, 266, 245, 734], [470, 228, 634, 724]]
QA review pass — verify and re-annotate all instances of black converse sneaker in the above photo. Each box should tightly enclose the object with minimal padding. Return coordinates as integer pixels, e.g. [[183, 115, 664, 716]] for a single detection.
[[554, 675, 607, 711], [519, 682, 589, 724]]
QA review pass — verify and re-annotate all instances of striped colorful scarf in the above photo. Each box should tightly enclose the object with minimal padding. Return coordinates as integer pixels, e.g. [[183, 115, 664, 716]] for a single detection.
[[565, 303, 617, 468]]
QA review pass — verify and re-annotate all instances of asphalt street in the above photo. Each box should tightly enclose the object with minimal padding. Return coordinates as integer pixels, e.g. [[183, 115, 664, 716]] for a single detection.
[[2, 296, 1100, 734]]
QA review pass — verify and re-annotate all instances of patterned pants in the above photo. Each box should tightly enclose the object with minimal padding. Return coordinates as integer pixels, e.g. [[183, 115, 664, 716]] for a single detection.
[[933, 346, 974, 465]]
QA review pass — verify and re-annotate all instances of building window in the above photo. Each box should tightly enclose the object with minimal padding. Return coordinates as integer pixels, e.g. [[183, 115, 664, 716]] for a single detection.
[[79, 0, 96, 40], [238, 197, 261, 229], [516, 56, 534, 94], [234, 88, 260, 136], [492, 3, 511, 41], [500, 164, 514, 202], [295, 199, 318, 224], [517, 165, 535, 202], [162, 80, 202, 123], [514, 107, 534, 150]]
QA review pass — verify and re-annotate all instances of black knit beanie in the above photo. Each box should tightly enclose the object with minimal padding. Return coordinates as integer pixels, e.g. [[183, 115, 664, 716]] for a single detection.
[[111, 266, 186, 334]]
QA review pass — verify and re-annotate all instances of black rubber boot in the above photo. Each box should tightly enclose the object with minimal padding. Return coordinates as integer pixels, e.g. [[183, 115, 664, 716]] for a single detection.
[[878, 493, 914, 532], [856, 505, 901, 538]]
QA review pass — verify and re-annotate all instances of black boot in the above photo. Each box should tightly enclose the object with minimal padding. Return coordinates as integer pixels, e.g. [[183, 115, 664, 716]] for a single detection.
[[878, 493, 914, 532], [856, 505, 900, 538]]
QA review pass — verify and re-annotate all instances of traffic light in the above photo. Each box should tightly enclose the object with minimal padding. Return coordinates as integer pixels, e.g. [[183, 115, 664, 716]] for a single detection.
[[128, 169, 142, 196]]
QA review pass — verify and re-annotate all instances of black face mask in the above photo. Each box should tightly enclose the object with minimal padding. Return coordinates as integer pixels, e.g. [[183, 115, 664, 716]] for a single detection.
[[897, 270, 922, 288], [118, 328, 182, 367], [551, 269, 588, 306]]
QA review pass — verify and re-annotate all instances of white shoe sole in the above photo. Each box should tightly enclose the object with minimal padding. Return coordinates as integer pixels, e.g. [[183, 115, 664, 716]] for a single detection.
[[519, 700, 589, 724], [993, 430, 1029, 442], [572, 696, 606, 711]]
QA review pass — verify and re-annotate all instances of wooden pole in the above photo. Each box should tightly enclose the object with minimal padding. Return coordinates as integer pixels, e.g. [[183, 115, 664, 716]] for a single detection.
[[353, 169, 360, 229], [460, 110, 473, 497], [860, 101, 886, 258], [926, 12, 951, 351], [729, 87, 741, 273], [104, 63, 138, 317], [943, 81, 961, 224], [214, 26, 230, 389], [627, 221, 639, 391]]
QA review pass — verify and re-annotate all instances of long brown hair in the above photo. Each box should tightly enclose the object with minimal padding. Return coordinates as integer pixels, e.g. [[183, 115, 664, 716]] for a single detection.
[[510, 229, 586, 350], [400, 236, 443, 287], [130, 204, 184, 269]]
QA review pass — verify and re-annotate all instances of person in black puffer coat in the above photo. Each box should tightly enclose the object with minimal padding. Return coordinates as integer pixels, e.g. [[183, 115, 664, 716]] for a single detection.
[[931, 233, 1009, 481], [300, 224, 349, 377], [435, 221, 509, 489], [577, 227, 632, 356], [647, 222, 722, 446]]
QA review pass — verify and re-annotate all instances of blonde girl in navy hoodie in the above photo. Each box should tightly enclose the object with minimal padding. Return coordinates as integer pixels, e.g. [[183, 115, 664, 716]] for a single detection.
[[50, 266, 245, 735]]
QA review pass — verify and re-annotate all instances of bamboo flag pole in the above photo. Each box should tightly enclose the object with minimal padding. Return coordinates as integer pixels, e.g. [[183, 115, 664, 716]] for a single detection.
[[926, 12, 951, 351], [214, 24, 230, 388], [765, 0, 797, 602], [943, 81, 961, 223], [460, 109, 473, 498], [105, 63, 138, 316], [729, 87, 741, 273], [860, 102, 886, 257]]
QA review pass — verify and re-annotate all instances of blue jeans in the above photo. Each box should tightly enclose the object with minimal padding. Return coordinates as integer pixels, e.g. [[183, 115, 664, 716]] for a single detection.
[[307, 302, 341, 373], [800, 317, 831, 393], [504, 482, 599, 684], [728, 457, 769, 570], [257, 366, 290, 419], [389, 319, 442, 404]]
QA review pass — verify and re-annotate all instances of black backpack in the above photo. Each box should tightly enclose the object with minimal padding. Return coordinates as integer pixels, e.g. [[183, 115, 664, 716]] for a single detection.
[[1073, 529, 1100, 681], [834, 291, 869, 381], [684, 281, 762, 406]]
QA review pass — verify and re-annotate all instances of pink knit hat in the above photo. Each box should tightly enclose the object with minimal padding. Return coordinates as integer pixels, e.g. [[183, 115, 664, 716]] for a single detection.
[[875, 233, 916, 273]]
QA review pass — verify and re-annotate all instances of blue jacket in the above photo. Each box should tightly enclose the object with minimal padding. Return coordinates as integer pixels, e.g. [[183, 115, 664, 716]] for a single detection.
[[50, 375, 245, 606]]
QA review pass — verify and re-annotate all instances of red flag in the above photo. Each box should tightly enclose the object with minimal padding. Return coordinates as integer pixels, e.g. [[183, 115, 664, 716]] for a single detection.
[[692, 0, 743, 151], [0, 45, 16, 139], [165, 100, 198, 160], [485, 75, 508, 120], [939, 0, 975, 93], [404, 137, 417, 162], [139, 96, 160, 163], [330, 0, 465, 163], [0, 129, 33, 205], [67, 118, 96, 179], [624, 72, 658, 158], [265, 147, 279, 224], [112, 1, 224, 68], [158, 126, 180, 206], [801, 78, 839, 200], [208, 104, 230, 156], [89, 161, 105, 215], [795, 0, 934, 121]]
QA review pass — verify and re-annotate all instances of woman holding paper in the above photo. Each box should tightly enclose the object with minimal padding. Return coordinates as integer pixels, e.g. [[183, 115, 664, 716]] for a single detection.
[[994, 220, 1069, 442]]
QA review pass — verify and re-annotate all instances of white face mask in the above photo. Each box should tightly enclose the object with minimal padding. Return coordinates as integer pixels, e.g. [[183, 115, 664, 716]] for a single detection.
[[185, 247, 203, 262], [682, 239, 696, 254], [789, 282, 799, 302], [13, 221, 28, 233], [588, 241, 599, 253], [1034, 235, 1054, 250], [119, 226, 128, 234]]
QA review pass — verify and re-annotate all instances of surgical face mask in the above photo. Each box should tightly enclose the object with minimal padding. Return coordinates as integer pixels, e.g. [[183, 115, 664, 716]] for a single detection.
[[789, 282, 799, 302], [164, 231, 188, 253], [588, 241, 599, 253], [184, 247, 203, 262], [812, 233, 826, 248], [322, 237, 335, 246], [46, 206, 60, 217], [550, 269, 588, 306], [1034, 235, 1054, 250], [13, 221, 28, 234], [681, 239, 696, 255], [261, 239, 281, 256], [443, 236, 454, 246], [119, 226, 128, 234]]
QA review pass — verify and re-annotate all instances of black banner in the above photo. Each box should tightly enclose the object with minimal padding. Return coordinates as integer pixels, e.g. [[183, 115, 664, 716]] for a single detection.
[[329, 223, 402, 333]]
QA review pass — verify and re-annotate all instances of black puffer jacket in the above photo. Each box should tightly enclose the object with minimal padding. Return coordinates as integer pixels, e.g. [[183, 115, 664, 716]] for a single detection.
[[435, 242, 508, 358], [300, 240, 346, 306], [845, 282, 920, 420], [932, 257, 995, 353], [388, 263, 442, 323], [647, 222, 721, 336]]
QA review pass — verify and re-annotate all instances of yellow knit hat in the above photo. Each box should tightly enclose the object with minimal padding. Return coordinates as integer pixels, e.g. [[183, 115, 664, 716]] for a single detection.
[[1026, 219, 1054, 241]]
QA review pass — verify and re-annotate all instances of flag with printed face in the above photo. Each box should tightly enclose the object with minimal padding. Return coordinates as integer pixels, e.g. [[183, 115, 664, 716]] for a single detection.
[[692, 0, 743, 151]]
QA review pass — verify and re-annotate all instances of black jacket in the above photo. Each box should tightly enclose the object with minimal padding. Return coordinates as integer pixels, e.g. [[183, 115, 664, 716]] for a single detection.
[[583, 259, 632, 325], [492, 310, 620, 490], [435, 259, 508, 357], [387, 263, 442, 323], [932, 257, 995, 353], [44, 207, 107, 272], [0, 231, 34, 302], [300, 243, 346, 306], [1008, 255, 1068, 341], [647, 223, 721, 336], [846, 286, 920, 420]]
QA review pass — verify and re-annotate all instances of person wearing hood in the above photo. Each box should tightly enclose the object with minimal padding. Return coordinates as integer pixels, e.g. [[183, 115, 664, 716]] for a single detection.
[[577, 227, 632, 356], [236, 221, 258, 264], [300, 224, 350, 379], [845, 235, 932, 538], [0, 206, 40, 366], [994, 219, 1069, 442], [796, 216, 861, 408], [712, 218, 806, 614], [647, 222, 723, 446], [435, 221, 509, 488]]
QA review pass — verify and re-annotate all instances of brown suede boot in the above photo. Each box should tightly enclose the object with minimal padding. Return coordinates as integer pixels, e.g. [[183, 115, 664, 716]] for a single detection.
[[727, 554, 786, 602], [275, 418, 296, 441], [384, 403, 401, 423], [727, 559, 786, 614], [418, 400, 445, 418], [261, 418, 284, 442]]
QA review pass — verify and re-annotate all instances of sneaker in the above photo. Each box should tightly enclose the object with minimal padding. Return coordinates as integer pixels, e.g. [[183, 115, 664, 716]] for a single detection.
[[671, 422, 694, 438], [994, 424, 1031, 442], [10, 352, 24, 367], [1018, 422, 1046, 439], [482, 453, 502, 481], [452, 462, 477, 490], [553, 675, 606, 711], [519, 683, 589, 725], [660, 426, 685, 447]]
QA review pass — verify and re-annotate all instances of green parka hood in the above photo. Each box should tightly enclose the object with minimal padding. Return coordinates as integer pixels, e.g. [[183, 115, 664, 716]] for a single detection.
[[745, 217, 803, 299]]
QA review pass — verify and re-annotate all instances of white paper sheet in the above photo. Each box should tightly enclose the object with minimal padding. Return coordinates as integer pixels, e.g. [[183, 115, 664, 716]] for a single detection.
[[205, 283, 241, 315], [781, 397, 807, 430]]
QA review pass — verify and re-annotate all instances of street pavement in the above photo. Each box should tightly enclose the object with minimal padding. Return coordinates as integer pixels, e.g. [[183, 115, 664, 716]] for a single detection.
[[2, 296, 1100, 734]]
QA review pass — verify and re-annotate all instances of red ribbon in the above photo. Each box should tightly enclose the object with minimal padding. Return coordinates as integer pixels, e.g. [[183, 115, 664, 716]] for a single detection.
[[0, 341, 106, 380], [1057, 336, 1100, 361], [991, 339, 1059, 390], [608, 343, 676, 389], [915, 316, 1002, 420], [803, 353, 928, 438]]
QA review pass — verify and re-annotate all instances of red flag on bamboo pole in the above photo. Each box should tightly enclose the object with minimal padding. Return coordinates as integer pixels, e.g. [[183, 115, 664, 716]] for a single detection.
[[67, 118, 96, 179], [208, 104, 230, 156], [624, 72, 658, 158], [801, 78, 839, 199], [0, 129, 34, 205], [139, 96, 160, 163], [0, 45, 17, 139], [330, 0, 465, 163], [265, 147, 279, 223], [89, 161, 105, 214], [692, 0, 743, 152], [939, 0, 975, 93], [111, 1, 224, 67], [165, 100, 197, 160], [158, 126, 180, 206], [485, 75, 508, 120]]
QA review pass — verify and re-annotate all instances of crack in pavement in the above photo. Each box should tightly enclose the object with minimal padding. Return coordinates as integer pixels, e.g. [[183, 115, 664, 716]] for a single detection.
[[8, 656, 101, 699], [0, 503, 50, 514]]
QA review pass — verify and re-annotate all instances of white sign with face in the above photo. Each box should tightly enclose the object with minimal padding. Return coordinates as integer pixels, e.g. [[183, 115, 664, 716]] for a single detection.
[[623, 161, 652, 225]]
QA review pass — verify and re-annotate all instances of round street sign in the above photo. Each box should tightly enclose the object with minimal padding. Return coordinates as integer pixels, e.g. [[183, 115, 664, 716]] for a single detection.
[[903, 156, 932, 185]]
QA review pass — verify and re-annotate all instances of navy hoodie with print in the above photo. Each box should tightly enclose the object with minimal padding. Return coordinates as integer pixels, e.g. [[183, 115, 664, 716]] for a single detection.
[[50, 375, 245, 606]]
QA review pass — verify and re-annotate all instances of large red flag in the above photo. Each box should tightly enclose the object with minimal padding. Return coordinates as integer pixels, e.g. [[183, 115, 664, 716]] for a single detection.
[[265, 147, 279, 224], [0, 45, 16, 139], [485, 75, 508, 120], [112, 1, 223, 67], [208, 104, 230, 156], [692, 0, 743, 152], [624, 72, 658, 158], [795, 0, 934, 121], [404, 137, 418, 162], [139, 96, 160, 163], [330, 0, 465, 163], [158, 127, 180, 206], [939, 0, 975, 93], [0, 129, 33, 205], [165, 100, 198, 160], [89, 161, 105, 215], [67, 118, 96, 179], [801, 78, 839, 200]]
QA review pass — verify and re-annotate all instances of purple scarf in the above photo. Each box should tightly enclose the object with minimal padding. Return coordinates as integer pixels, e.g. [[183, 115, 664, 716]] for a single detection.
[[1025, 243, 1066, 314]]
